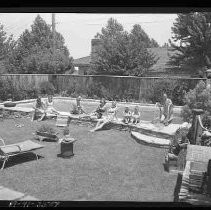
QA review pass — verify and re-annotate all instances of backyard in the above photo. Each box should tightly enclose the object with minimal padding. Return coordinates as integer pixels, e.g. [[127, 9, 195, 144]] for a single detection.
[[0, 117, 178, 201]]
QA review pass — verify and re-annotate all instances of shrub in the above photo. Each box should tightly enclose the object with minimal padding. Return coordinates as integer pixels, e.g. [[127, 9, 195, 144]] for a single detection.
[[146, 79, 177, 104], [39, 81, 55, 95], [172, 82, 189, 106], [0, 78, 26, 101], [181, 80, 211, 123], [86, 81, 103, 98]]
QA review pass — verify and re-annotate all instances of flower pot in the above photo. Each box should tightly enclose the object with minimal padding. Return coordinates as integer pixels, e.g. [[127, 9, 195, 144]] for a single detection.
[[36, 131, 58, 142]]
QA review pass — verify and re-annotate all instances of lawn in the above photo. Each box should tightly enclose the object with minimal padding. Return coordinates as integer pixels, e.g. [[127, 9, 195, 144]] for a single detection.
[[0, 117, 178, 201]]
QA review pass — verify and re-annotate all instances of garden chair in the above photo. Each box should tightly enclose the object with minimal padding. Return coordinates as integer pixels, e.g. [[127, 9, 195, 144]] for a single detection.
[[0, 138, 44, 170]]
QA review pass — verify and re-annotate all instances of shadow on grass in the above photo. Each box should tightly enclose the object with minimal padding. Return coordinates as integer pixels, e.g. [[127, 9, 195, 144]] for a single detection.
[[0, 153, 44, 170], [173, 172, 183, 202], [57, 153, 75, 159]]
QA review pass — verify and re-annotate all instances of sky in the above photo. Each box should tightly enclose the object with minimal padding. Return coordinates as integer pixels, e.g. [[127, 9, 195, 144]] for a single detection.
[[0, 13, 178, 59]]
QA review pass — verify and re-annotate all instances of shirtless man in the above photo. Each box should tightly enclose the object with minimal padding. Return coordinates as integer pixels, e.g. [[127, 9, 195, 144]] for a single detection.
[[157, 93, 174, 126]]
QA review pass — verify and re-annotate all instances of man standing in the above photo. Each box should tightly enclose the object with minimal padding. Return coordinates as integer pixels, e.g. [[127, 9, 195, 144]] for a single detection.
[[157, 93, 174, 126]]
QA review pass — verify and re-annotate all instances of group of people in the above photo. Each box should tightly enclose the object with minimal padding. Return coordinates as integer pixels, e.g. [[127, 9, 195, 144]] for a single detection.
[[72, 93, 174, 132], [31, 93, 174, 132], [31, 94, 59, 121]]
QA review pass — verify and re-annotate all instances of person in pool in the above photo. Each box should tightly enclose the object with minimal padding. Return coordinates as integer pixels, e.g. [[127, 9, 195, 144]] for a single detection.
[[90, 101, 118, 132], [122, 107, 132, 124], [131, 106, 141, 124]]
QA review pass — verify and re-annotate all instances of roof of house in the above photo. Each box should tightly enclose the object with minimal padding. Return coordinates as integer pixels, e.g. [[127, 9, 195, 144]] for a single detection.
[[73, 56, 91, 66], [73, 47, 178, 71], [147, 47, 177, 72]]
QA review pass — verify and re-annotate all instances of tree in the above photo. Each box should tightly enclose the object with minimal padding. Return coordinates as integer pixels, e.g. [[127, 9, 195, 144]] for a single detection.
[[0, 24, 15, 60], [0, 23, 15, 73], [90, 18, 158, 76], [150, 38, 159, 47], [5, 15, 74, 74], [169, 12, 211, 76], [130, 24, 159, 48]]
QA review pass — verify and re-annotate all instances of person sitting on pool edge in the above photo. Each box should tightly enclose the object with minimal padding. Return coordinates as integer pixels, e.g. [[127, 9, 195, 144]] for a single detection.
[[122, 106, 132, 124], [90, 98, 107, 119], [131, 106, 141, 125], [70, 96, 86, 115], [31, 95, 46, 121], [156, 93, 174, 126], [90, 101, 118, 132], [41, 94, 60, 120]]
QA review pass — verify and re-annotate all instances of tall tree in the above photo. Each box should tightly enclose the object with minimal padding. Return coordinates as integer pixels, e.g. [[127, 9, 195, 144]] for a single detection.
[[0, 23, 15, 73], [130, 24, 159, 48], [5, 15, 73, 74], [169, 12, 211, 76], [0, 24, 15, 60], [90, 18, 158, 76]]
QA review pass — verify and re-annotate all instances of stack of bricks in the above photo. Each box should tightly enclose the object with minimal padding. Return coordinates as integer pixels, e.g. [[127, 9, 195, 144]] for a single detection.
[[189, 171, 204, 193], [178, 161, 191, 201]]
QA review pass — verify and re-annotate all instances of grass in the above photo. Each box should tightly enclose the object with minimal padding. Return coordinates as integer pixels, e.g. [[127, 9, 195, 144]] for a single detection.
[[0, 117, 179, 201]]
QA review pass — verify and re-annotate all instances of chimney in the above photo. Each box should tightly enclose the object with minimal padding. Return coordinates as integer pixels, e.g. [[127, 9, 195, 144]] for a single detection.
[[91, 38, 102, 62]]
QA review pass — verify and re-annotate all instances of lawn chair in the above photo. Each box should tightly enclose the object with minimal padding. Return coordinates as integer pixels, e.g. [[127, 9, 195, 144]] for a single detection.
[[0, 138, 44, 170]]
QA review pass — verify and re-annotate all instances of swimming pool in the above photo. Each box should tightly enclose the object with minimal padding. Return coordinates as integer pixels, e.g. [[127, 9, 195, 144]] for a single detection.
[[16, 98, 183, 124]]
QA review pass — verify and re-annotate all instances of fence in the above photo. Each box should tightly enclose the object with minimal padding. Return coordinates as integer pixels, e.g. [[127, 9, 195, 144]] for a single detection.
[[0, 74, 206, 104]]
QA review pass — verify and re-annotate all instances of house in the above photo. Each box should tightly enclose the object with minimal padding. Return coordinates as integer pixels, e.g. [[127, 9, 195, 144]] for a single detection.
[[73, 38, 192, 77]]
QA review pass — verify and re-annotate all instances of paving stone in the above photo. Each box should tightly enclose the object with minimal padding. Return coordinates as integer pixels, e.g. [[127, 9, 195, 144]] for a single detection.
[[0, 188, 25, 200], [131, 131, 170, 147]]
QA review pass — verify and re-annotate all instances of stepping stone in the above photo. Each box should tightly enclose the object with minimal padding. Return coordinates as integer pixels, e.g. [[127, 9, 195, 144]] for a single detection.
[[137, 122, 182, 138], [131, 131, 170, 148], [0, 188, 25, 200], [19, 195, 39, 201]]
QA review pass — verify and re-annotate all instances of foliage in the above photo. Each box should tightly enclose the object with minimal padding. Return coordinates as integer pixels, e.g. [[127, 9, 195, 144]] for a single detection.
[[169, 12, 211, 76], [146, 79, 177, 104], [181, 80, 211, 123], [0, 78, 41, 101], [171, 81, 190, 106], [36, 124, 56, 135], [5, 15, 74, 74], [39, 81, 55, 95], [0, 23, 15, 73], [90, 18, 158, 76]]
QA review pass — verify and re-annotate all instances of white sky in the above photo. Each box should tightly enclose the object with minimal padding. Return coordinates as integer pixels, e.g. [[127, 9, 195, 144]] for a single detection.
[[0, 13, 177, 59]]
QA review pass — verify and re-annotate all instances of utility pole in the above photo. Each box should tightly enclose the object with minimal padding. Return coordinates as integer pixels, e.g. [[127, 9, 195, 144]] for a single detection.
[[52, 13, 56, 54]]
